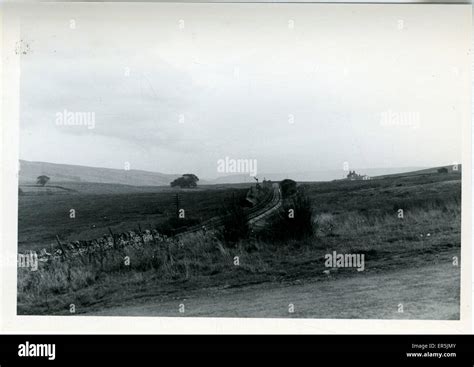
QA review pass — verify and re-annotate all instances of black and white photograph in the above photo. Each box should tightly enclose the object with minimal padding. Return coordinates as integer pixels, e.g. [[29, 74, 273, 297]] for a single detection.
[[1, 1, 470, 327]]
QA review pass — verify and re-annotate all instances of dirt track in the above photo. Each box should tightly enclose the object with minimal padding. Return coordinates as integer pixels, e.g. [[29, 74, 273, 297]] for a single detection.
[[87, 260, 459, 319]]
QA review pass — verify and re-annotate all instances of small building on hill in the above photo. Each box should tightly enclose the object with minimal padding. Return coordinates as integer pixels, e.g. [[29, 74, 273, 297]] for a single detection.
[[346, 170, 369, 181]]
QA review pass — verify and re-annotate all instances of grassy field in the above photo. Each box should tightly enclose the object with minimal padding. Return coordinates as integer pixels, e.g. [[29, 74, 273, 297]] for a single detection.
[[17, 170, 461, 317], [18, 182, 247, 252], [303, 171, 461, 257]]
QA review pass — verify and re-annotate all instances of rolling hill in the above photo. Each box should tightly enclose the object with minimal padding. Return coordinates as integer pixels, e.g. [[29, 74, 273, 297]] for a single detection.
[[19, 160, 181, 187], [19, 159, 455, 187], [374, 164, 462, 179]]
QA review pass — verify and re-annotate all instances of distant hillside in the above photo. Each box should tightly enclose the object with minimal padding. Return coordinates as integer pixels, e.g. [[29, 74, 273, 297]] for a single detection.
[[19, 160, 448, 187], [374, 164, 462, 179], [19, 160, 181, 187], [212, 167, 427, 183]]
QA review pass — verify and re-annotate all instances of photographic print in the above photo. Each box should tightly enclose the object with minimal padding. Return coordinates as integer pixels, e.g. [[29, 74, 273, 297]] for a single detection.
[[8, 2, 470, 321]]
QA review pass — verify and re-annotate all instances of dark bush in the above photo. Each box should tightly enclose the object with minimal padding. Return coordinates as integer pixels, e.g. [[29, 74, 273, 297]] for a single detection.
[[221, 201, 249, 244], [261, 189, 314, 242], [437, 167, 448, 174], [280, 179, 297, 198]]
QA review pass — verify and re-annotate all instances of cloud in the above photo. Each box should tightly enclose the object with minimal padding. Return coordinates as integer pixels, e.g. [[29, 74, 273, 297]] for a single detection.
[[18, 3, 468, 176]]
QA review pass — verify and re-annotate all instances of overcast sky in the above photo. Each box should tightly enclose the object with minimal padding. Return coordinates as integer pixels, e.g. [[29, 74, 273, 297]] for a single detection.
[[19, 3, 470, 178]]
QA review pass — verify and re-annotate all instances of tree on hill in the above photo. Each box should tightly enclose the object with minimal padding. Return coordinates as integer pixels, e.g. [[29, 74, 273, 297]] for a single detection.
[[170, 174, 199, 188], [36, 175, 50, 187]]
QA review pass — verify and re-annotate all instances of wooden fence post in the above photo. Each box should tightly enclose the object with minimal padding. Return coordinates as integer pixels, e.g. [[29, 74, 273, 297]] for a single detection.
[[108, 227, 117, 249], [55, 235, 68, 260]]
